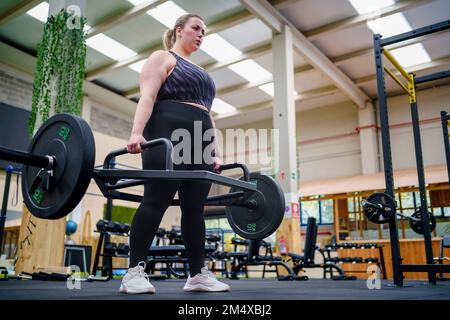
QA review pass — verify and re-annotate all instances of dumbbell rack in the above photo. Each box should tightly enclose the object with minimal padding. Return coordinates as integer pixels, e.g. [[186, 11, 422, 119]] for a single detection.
[[92, 230, 129, 279], [324, 243, 387, 279]]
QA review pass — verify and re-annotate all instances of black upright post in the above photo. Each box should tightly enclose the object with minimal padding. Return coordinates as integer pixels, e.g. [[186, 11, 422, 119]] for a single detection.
[[374, 34, 403, 286], [0, 166, 13, 256], [409, 97, 436, 284], [103, 158, 115, 277], [442, 111, 450, 187]]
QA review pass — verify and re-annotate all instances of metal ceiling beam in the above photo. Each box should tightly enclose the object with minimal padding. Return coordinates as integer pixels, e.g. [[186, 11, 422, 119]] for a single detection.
[[304, 0, 435, 41], [123, 29, 446, 99], [122, 42, 279, 98], [213, 55, 450, 122], [203, 42, 272, 72], [269, 0, 304, 11], [86, 42, 163, 81], [0, 0, 42, 27], [239, 0, 371, 108], [0, 41, 137, 116], [86, 0, 167, 38], [85, 0, 294, 80], [85, 0, 433, 81], [239, 0, 283, 33], [214, 85, 339, 123], [217, 64, 310, 96], [219, 54, 450, 100]]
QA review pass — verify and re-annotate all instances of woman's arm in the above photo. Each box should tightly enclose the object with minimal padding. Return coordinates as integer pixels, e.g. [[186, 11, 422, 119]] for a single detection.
[[127, 51, 174, 153]]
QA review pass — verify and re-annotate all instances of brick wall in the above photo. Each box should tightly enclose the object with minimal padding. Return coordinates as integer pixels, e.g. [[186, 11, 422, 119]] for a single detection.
[[0, 69, 32, 111], [90, 104, 133, 140], [0, 67, 132, 140]]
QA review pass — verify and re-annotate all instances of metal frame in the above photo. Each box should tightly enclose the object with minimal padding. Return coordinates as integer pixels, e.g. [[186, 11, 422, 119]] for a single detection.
[[373, 19, 450, 286], [93, 138, 259, 207], [441, 111, 450, 186]]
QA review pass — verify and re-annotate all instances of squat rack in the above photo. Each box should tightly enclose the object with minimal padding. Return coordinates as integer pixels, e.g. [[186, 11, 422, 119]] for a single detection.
[[373, 19, 450, 286], [441, 110, 450, 186]]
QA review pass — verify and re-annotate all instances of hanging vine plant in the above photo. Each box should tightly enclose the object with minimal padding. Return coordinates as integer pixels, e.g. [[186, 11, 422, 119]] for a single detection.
[[29, 9, 87, 136]]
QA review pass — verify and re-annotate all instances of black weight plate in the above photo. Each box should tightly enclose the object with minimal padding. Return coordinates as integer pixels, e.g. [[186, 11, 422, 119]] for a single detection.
[[22, 113, 95, 219], [363, 192, 396, 224], [410, 210, 436, 235], [226, 173, 285, 240]]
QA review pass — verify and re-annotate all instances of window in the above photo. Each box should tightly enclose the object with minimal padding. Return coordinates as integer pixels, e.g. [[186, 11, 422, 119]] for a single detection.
[[300, 199, 319, 225], [300, 197, 334, 226], [321, 199, 334, 224]]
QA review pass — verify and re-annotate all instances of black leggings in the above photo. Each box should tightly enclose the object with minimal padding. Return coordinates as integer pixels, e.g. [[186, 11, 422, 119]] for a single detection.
[[129, 100, 214, 276]]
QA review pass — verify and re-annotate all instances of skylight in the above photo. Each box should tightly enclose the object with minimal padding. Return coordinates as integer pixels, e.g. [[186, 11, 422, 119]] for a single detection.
[[348, 0, 394, 15], [259, 83, 298, 97], [129, 59, 146, 73], [26, 2, 49, 22], [229, 59, 272, 83], [259, 83, 274, 96], [211, 98, 237, 114], [127, 0, 147, 5], [367, 13, 412, 38], [86, 34, 137, 61], [390, 43, 431, 68], [202, 34, 242, 61], [146, 1, 188, 28]]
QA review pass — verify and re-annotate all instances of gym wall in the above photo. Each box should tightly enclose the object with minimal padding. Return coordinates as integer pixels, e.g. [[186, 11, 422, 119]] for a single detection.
[[377, 84, 450, 170], [1, 66, 449, 236], [218, 84, 450, 182]]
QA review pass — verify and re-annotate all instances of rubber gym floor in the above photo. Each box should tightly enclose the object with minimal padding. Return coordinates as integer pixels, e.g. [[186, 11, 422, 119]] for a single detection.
[[1, 278, 449, 300]]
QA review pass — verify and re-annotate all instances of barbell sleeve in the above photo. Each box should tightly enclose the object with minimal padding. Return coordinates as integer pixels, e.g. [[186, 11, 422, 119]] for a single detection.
[[0, 146, 53, 169], [361, 199, 384, 210]]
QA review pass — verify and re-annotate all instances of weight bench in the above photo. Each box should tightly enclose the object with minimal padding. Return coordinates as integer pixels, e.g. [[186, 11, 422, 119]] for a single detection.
[[287, 217, 353, 280], [228, 239, 298, 280], [146, 244, 217, 279]]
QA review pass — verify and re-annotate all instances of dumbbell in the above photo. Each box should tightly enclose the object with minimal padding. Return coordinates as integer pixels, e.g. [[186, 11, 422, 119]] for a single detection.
[[104, 242, 117, 255], [116, 243, 130, 255], [365, 258, 379, 263], [205, 234, 221, 243], [156, 227, 166, 238], [96, 219, 110, 232], [117, 222, 130, 234], [106, 221, 121, 233]]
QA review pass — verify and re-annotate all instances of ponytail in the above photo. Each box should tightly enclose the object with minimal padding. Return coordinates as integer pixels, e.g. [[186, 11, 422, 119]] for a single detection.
[[163, 28, 176, 50]]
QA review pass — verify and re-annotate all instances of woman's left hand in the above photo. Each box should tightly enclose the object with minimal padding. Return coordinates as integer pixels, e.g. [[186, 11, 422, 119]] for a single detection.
[[213, 156, 222, 174]]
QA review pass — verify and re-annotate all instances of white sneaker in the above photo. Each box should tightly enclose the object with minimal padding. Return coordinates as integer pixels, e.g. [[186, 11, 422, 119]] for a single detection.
[[183, 267, 230, 292], [119, 261, 155, 294]]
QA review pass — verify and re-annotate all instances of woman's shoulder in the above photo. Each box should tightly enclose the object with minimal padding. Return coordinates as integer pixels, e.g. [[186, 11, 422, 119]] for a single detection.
[[148, 50, 176, 65]]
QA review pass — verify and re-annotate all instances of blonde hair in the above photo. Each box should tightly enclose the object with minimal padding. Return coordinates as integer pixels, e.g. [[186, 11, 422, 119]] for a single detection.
[[162, 13, 204, 50]]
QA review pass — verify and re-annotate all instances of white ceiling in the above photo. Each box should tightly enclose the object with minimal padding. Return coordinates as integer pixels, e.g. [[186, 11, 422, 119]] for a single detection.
[[0, 0, 449, 125]]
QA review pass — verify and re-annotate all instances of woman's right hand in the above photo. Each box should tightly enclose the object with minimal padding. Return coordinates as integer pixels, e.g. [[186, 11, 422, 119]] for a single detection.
[[127, 133, 147, 154]]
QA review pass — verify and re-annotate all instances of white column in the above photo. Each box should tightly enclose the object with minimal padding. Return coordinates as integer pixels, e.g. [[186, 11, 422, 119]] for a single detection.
[[272, 25, 301, 254], [358, 102, 380, 174], [273, 25, 298, 208], [81, 95, 91, 124]]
